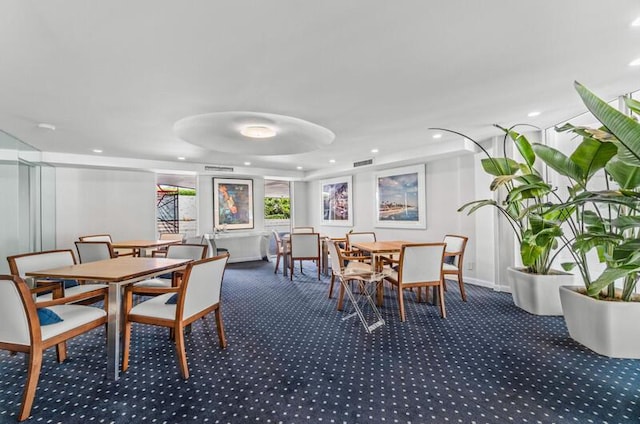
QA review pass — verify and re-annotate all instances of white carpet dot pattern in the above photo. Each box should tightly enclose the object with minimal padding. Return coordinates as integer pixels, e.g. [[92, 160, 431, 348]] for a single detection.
[[0, 260, 639, 423]]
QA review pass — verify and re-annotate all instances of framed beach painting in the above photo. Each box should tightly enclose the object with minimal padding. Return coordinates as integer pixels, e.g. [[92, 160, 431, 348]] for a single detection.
[[375, 164, 426, 229], [213, 178, 254, 230], [320, 176, 353, 226]]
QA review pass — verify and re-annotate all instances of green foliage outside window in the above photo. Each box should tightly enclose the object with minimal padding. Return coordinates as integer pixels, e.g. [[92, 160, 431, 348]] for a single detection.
[[265, 197, 290, 219]]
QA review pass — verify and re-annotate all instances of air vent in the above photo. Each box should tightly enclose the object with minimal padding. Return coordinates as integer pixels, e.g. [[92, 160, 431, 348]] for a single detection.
[[353, 158, 374, 168], [204, 165, 234, 172]]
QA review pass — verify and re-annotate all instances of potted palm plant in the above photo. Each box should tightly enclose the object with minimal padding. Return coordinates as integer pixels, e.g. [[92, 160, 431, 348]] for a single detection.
[[531, 82, 640, 358], [437, 125, 574, 315]]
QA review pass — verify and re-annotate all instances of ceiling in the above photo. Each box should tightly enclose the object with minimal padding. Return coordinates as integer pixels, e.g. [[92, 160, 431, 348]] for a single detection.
[[2, 1, 640, 178]]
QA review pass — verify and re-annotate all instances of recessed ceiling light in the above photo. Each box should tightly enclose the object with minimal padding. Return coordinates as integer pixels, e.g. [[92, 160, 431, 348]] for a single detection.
[[177, 156, 185, 160], [92, 149, 103, 154], [371, 148, 379, 153], [432, 133, 442, 139], [244, 161, 251, 166], [297, 166, 303, 170], [240, 125, 276, 138], [329, 159, 336, 164], [630, 58, 640, 66], [527, 111, 541, 117], [37, 123, 56, 131], [632, 17, 640, 26]]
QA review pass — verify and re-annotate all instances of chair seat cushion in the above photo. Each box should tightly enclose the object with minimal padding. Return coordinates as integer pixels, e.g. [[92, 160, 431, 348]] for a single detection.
[[134, 278, 172, 288], [129, 293, 177, 321], [40, 304, 106, 341], [37, 308, 64, 325], [443, 263, 459, 272], [344, 261, 372, 274]]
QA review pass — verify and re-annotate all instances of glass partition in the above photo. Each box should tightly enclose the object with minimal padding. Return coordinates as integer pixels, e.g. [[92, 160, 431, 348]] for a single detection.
[[0, 130, 55, 273]]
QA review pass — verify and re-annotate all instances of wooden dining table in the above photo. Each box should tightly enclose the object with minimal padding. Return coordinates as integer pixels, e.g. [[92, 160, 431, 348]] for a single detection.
[[26, 256, 191, 380], [111, 239, 183, 257], [351, 240, 440, 306]]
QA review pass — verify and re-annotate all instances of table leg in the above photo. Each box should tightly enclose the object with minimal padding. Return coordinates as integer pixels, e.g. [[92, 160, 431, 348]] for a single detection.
[[321, 238, 329, 276], [106, 283, 122, 380], [282, 240, 289, 277]]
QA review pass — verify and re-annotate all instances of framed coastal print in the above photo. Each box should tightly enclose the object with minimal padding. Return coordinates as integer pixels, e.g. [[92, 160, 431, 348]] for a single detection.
[[375, 164, 426, 229], [320, 176, 353, 226], [213, 178, 254, 230]]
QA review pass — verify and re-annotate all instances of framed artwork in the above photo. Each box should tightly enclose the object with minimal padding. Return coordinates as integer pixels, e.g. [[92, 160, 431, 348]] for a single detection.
[[213, 178, 254, 230], [320, 175, 353, 226], [375, 164, 426, 229]]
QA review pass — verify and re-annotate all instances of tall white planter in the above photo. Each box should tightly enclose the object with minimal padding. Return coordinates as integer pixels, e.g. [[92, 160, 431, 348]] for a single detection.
[[560, 286, 640, 359], [508, 267, 575, 316]]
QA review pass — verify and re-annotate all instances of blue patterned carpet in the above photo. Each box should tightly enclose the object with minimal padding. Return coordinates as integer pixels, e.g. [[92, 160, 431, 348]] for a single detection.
[[1, 260, 639, 423]]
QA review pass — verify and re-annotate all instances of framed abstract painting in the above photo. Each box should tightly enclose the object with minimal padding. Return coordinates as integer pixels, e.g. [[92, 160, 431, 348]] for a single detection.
[[374, 164, 426, 229], [213, 178, 254, 230], [320, 176, 353, 226]]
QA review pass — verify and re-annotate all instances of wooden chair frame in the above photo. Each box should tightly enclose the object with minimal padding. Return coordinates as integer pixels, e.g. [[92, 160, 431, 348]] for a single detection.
[[289, 233, 321, 281], [384, 243, 447, 321], [442, 234, 469, 302], [0, 275, 107, 421], [122, 254, 229, 379], [7, 249, 108, 307]]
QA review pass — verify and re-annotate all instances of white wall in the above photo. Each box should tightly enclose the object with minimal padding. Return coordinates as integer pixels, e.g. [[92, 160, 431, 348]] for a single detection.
[[55, 168, 156, 252], [197, 175, 265, 235], [304, 155, 493, 285]]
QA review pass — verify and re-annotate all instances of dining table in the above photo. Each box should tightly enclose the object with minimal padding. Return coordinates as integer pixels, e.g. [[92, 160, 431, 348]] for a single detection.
[[351, 240, 441, 306], [26, 256, 191, 380], [111, 239, 183, 257]]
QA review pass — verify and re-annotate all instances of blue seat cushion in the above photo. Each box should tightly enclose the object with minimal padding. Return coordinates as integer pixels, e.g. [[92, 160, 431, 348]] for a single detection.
[[37, 308, 64, 325], [165, 293, 179, 304]]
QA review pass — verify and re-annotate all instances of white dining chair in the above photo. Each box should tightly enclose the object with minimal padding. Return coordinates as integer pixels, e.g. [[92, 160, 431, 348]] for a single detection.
[[122, 254, 229, 379], [442, 234, 469, 301], [385, 243, 447, 321], [75, 241, 116, 263], [134, 244, 208, 291], [0, 274, 107, 421], [289, 233, 321, 280]]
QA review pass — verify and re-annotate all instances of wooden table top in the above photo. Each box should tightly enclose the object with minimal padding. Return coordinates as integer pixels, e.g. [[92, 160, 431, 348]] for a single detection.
[[111, 239, 182, 249], [351, 241, 412, 253], [25, 257, 191, 282]]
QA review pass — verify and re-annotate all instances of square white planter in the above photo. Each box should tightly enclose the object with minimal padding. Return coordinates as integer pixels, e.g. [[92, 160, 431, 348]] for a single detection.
[[508, 267, 575, 316], [560, 286, 640, 359]]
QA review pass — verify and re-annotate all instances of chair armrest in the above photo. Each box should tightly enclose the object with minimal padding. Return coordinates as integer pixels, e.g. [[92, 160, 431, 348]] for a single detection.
[[32, 280, 64, 299], [127, 285, 180, 295]]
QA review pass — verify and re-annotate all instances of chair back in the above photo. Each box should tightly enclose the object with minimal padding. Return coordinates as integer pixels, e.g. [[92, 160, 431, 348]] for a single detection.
[[290, 233, 320, 258], [443, 234, 468, 266], [292, 227, 314, 233], [79, 234, 113, 242], [75, 241, 116, 263], [398, 243, 446, 284], [272, 230, 283, 254], [327, 240, 345, 276], [0, 275, 38, 346], [159, 233, 185, 242], [347, 232, 376, 248], [7, 250, 77, 278], [165, 243, 208, 260], [179, 254, 229, 320], [184, 235, 206, 245]]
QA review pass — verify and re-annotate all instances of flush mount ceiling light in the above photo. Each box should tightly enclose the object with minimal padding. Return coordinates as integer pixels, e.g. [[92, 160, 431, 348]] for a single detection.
[[174, 111, 335, 155], [527, 111, 541, 117], [240, 125, 276, 138], [37, 122, 56, 131], [629, 58, 640, 66]]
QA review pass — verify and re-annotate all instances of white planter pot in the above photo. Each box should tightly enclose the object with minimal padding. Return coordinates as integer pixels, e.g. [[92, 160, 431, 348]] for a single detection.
[[560, 286, 640, 358], [508, 267, 575, 316]]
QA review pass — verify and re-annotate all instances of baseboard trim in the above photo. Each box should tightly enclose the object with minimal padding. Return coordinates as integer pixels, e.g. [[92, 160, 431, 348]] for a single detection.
[[458, 277, 511, 293]]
